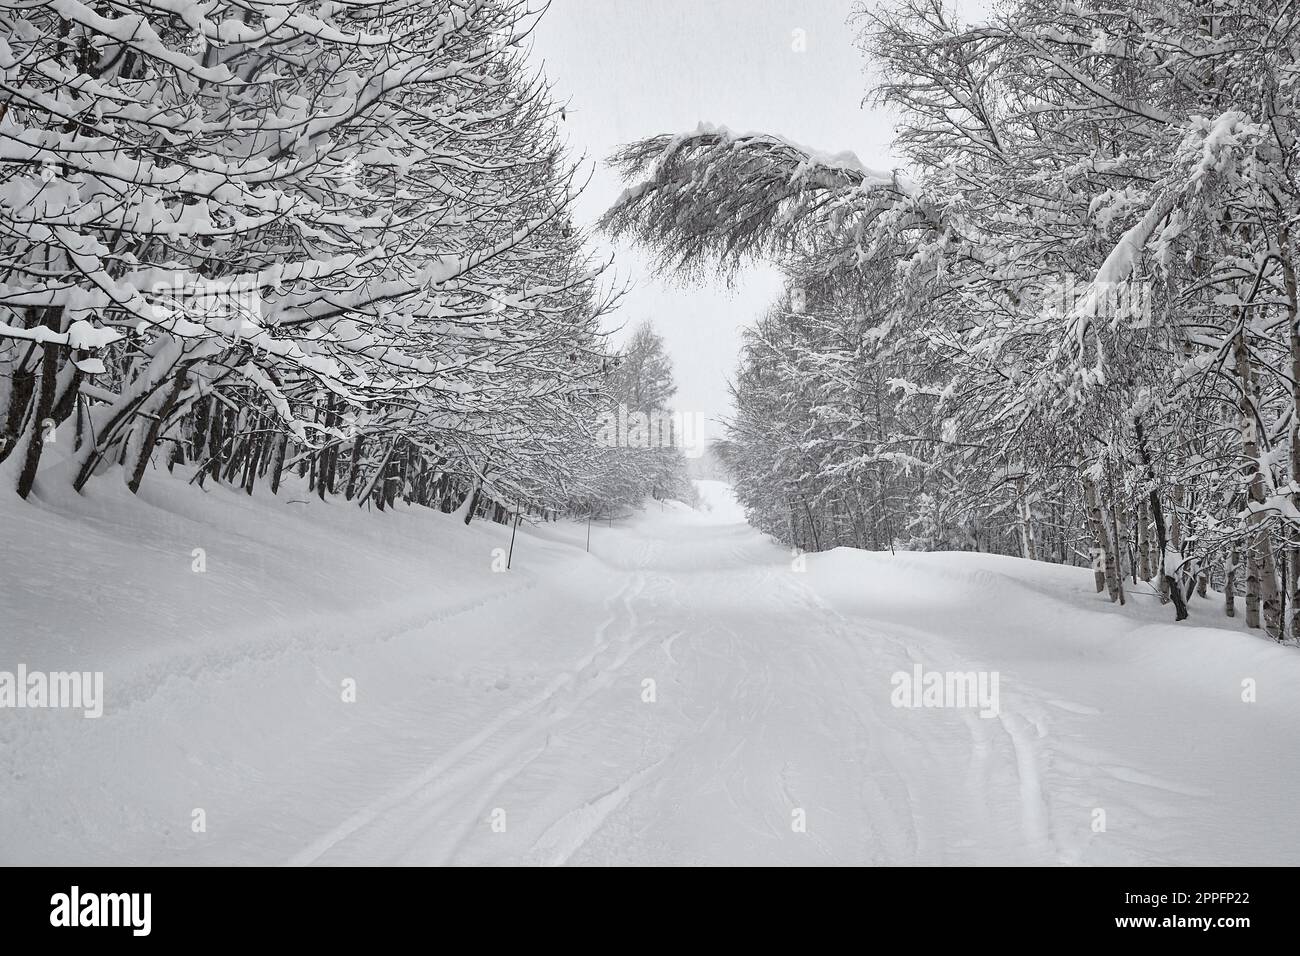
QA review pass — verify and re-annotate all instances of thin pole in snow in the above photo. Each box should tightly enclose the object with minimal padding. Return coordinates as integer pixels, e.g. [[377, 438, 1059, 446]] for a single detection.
[[507, 507, 520, 569], [586, 512, 591, 552]]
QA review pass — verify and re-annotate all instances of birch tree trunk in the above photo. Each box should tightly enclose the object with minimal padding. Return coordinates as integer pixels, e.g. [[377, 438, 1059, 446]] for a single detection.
[[1234, 323, 1281, 636], [1136, 498, 1152, 581], [1083, 466, 1122, 602], [1133, 416, 1188, 621], [1225, 547, 1239, 617], [1016, 477, 1037, 560], [1282, 224, 1300, 639]]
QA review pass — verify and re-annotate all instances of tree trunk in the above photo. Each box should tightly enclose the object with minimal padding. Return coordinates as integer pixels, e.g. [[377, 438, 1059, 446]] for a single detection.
[[390, 442, 406, 508], [1282, 223, 1300, 639], [207, 400, 225, 482], [126, 372, 188, 494], [357, 439, 397, 509], [1133, 417, 1188, 621], [269, 433, 289, 495], [241, 429, 264, 495], [0, 310, 42, 467], [191, 393, 211, 462], [1136, 498, 1152, 581], [1225, 547, 1238, 617], [1016, 477, 1037, 560], [1111, 479, 1130, 587], [1234, 323, 1281, 636], [460, 477, 483, 525], [15, 341, 60, 499], [1082, 465, 1122, 602], [344, 433, 365, 500]]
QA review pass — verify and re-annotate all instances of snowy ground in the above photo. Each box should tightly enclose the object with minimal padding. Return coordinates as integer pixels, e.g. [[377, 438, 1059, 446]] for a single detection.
[[2, 475, 1298, 865]]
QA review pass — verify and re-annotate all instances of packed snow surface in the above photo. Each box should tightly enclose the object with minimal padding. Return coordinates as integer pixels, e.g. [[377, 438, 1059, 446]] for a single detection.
[[2, 477, 1296, 865]]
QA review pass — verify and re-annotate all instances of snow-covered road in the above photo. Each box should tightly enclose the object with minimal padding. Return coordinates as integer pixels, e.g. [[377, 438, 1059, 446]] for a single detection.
[[4, 480, 1298, 865], [289, 502, 908, 866]]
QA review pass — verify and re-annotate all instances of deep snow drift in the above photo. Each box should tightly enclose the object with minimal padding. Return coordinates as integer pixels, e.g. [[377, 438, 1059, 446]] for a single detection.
[[2, 475, 1297, 865]]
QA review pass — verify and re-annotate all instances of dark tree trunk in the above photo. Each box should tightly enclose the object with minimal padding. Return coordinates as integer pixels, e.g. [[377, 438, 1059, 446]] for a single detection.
[[318, 393, 338, 500], [241, 430, 264, 495], [207, 402, 225, 482], [344, 433, 365, 500], [269, 433, 289, 495], [0, 311, 42, 467], [16, 342, 60, 499], [126, 372, 187, 495], [191, 394, 211, 462], [1134, 417, 1188, 622]]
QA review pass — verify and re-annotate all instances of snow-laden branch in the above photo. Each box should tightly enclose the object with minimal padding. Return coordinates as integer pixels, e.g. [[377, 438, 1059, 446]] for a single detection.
[[600, 123, 919, 278]]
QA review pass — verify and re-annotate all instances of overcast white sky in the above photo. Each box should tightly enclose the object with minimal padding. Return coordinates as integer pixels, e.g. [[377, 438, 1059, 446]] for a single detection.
[[530, 0, 901, 444]]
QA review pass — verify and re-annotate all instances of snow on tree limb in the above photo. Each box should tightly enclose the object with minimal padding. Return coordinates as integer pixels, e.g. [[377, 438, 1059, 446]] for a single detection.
[[600, 123, 917, 279]]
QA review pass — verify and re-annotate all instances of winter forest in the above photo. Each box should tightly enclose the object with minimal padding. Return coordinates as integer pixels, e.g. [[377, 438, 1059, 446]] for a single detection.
[[606, 0, 1300, 640], [3, 0, 1300, 873], [0, 0, 691, 522]]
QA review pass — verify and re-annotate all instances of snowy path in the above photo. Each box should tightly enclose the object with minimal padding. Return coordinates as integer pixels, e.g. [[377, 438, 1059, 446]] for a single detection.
[[287, 522, 902, 866], [3, 481, 1298, 865], [279, 492, 1295, 866]]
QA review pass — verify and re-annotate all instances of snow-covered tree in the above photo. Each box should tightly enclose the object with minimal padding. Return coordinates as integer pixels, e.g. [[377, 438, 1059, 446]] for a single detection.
[[603, 0, 1300, 639], [0, 0, 675, 535]]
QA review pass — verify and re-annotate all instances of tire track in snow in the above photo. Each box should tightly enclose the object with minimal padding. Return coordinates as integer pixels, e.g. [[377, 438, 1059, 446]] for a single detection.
[[429, 622, 667, 865], [289, 539, 667, 865], [996, 710, 1053, 850], [773, 569, 926, 862], [525, 755, 670, 866], [287, 564, 651, 865], [781, 567, 1066, 863]]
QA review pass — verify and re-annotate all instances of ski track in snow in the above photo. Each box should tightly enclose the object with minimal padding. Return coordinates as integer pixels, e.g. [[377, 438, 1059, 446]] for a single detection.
[[287, 557, 657, 865], [6, 480, 1300, 865]]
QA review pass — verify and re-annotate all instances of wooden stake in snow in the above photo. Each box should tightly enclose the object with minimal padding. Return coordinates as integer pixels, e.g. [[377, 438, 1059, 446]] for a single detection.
[[507, 508, 520, 570]]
